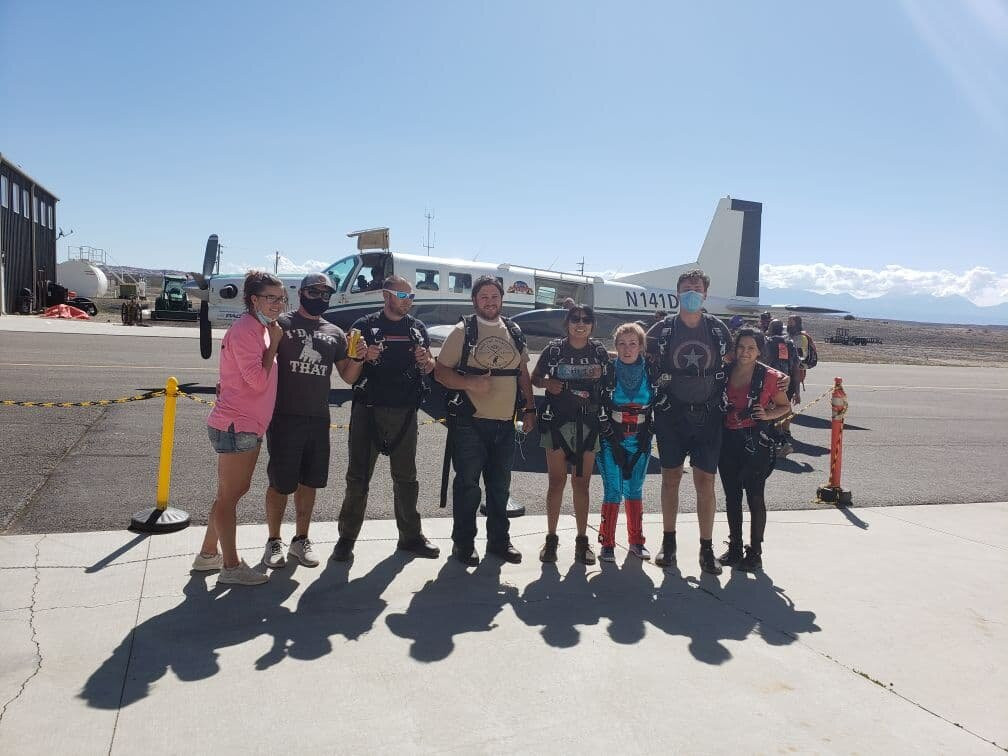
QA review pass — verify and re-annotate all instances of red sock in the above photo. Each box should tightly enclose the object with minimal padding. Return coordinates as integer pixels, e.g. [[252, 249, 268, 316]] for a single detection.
[[598, 503, 620, 547], [625, 499, 645, 545]]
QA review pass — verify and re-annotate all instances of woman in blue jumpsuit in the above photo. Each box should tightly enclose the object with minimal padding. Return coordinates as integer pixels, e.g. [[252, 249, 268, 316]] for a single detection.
[[597, 322, 653, 562]]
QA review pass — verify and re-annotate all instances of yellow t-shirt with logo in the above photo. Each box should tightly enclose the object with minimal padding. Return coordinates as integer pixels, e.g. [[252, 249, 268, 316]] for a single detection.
[[436, 317, 529, 421]]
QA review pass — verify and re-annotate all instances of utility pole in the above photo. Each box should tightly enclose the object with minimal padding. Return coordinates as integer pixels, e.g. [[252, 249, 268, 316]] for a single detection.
[[423, 208, 435, 256], [577, 257, 585, 275], [274, 250, 280, 274]]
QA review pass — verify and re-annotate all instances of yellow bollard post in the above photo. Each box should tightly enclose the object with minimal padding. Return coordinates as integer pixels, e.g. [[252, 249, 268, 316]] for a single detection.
[[155, 376, 179, 510], [131, 376, 191, 533]]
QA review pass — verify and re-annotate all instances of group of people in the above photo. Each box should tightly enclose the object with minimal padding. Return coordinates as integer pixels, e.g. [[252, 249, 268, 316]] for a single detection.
[[193, 266, 803, 586]]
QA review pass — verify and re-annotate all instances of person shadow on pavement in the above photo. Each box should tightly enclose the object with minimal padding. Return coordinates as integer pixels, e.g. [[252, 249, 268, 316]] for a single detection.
[[255, 552, 413, 669], [81, 570, 300, 709], [691, 567, 821, 648], [513, 561, 601, 648], [385, 557, 518, 663]]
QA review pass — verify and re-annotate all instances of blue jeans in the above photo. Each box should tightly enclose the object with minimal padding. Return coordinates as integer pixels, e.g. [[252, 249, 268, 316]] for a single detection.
[[450, 417, 515, 550]]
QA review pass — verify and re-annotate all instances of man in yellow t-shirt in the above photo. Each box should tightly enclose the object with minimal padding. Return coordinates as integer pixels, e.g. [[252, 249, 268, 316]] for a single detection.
[[435, 275, 537, 566]]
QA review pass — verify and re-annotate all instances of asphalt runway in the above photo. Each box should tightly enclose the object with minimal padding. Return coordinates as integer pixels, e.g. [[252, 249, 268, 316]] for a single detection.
[[1, 328, 1007, 535]]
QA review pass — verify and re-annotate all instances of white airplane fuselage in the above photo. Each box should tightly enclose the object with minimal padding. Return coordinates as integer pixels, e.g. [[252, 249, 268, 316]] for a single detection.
[[187, 197, 765, 338]]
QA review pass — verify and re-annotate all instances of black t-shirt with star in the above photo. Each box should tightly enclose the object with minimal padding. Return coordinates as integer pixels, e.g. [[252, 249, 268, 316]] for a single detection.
[[273, 311, 348, 418], [646, 314, 731, 403]]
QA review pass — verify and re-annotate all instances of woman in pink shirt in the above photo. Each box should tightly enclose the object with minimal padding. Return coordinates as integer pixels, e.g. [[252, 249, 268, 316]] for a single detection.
[[718, 327, 791, 572], [193, 271, 286, 586]]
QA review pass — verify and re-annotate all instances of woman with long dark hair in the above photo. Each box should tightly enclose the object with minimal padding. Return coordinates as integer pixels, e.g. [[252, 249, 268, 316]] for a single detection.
[[532, 304, 613, 565], [192, 270, 286, 585], [718, 327, 791, 571]]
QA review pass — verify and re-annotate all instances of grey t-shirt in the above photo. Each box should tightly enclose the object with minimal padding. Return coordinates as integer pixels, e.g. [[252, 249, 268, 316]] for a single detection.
[[273, 311, 348, 418], [646, 314, 731, 403]]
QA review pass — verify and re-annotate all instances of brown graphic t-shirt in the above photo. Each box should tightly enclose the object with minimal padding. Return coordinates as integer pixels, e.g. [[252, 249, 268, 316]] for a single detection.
[[273, 311, 348, 418], [436, 317, 529, 421]]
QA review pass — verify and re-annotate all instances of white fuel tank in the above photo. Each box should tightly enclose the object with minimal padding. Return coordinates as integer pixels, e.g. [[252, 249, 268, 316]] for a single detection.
[[57, 259, 109, 298]]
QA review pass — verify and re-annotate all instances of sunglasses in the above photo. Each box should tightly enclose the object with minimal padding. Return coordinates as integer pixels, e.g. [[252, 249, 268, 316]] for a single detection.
[[568, 315, 594, 324], [256, 294, 288, 304], [302, 288, 332, 300], [383, 289, 416, 301]]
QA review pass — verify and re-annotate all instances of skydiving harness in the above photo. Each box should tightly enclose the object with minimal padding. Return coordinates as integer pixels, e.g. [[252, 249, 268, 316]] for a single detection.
[[439, 314, 527, 508], [352, 312, 430, 456], [651, 314, 729, 423], [606, 360, 654, 481], [725, 361, 780, 473], [537, 338, 613, 477]]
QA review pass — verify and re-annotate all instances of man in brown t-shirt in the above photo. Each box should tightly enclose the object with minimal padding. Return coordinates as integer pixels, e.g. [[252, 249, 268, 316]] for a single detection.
[[434, 275, 536, 566]]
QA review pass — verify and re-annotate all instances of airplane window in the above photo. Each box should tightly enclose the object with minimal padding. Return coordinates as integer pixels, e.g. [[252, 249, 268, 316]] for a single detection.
[[449, 272, 472, 293], [352, 266, 383, 293], [324, 256, 357, 293], [415, 269, 439, 291]]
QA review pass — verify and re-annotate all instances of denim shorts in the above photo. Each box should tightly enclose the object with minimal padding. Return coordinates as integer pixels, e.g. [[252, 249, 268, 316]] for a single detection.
[[207, 423, 262, 454]]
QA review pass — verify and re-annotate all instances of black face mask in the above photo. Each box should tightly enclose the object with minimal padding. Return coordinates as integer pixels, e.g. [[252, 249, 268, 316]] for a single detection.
[[299, 295, 329, 317]]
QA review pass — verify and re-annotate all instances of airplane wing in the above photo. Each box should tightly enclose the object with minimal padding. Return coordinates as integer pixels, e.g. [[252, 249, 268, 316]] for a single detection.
[[772, 304, 848, 314]]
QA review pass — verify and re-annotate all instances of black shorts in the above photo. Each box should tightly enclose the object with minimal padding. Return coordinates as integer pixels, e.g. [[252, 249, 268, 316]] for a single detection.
[[266, 414, 331, 494], [653, 406, 724, 474]]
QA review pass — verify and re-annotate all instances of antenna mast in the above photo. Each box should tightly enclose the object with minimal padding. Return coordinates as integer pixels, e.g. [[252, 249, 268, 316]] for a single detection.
[[577, 257, 585, 275], [274, 250, 280, 274], [423, 208, 436, 256]]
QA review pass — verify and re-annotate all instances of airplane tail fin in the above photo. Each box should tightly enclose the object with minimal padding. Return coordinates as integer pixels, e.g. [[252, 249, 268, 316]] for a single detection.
[[613, 197, 761, 299]]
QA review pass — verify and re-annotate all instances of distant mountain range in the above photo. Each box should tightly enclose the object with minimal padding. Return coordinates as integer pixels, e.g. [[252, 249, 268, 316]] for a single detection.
[[764, 287, 1008, 327]]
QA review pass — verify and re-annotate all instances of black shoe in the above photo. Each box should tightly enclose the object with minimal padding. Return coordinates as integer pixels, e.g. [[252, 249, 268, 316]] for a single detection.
[[738, 545, 763, 572], [331, 538, 354, 562], [451, 544, 479, 567], [655, 532, 677, 567], [699, 544, 723, 575], [397, 536, 441, 559], [487, 541, 522, 564], [574, 535, 596, 565], [717, 541, 744, 567], [539, 534, 559, 563]]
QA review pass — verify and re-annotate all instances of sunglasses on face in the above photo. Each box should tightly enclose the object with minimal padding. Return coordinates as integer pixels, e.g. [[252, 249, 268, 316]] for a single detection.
[[302, 288, 332, 300], [568, 315, 593, 324], [256, 294, 288, 304], [383, 289, 416, 301]]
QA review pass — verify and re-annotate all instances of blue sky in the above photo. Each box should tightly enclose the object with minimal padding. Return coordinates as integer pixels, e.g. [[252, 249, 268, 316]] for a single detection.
[[2, 1, 1006, 304]]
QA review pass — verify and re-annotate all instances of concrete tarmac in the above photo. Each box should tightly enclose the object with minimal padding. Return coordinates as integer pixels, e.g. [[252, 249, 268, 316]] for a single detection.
[[1, 318, 1007, 534], [1, 318, 1007, 753], [0, 505, 1005, 754]]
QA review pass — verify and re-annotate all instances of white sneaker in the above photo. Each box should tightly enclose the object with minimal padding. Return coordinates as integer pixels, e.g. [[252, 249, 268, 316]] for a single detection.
[[262, 539, 287, 569], [288, 538, 319, 567], [192, 552, 223, 571], [218, 560, 269, 586]]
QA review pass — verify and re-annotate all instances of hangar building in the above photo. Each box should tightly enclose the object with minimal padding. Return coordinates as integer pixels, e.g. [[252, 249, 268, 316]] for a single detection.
[[0, 153, 59, 314]]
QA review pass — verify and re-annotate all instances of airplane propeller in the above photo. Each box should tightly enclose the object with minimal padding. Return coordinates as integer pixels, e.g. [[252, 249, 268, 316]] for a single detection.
[[196, 234, 218, 360]]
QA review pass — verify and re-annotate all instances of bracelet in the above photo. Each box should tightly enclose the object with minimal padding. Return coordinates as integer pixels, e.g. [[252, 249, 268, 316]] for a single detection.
[[350, 356, 364, 362], [523, 407, 536, 413]]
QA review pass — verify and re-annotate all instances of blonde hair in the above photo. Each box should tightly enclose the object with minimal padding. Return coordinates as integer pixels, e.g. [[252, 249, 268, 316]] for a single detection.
[[612, 322, 646, 347]]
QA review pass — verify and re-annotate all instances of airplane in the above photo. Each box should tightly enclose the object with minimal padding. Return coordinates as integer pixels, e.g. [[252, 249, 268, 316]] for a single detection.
[[187, 197, 842, 357]]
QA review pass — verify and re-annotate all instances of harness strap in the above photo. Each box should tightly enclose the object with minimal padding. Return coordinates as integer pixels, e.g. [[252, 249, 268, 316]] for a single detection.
[[440, 416, 455, 508]]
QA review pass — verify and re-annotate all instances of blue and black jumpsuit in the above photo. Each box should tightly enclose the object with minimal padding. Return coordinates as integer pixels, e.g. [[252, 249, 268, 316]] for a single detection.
[[596, 357, 653, 548]]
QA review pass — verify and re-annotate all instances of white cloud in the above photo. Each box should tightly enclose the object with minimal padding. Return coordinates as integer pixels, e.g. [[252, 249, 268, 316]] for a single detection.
[[760, 263, 1008, 306], [220, 255, 329, 276]]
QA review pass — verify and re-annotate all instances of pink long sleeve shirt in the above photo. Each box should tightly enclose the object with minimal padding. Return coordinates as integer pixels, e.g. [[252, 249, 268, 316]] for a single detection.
[[206, 312, 278, 437]]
